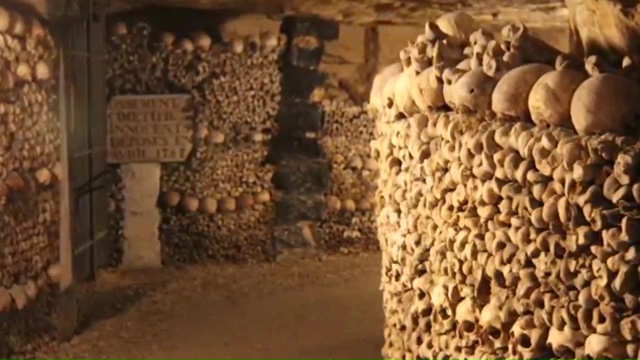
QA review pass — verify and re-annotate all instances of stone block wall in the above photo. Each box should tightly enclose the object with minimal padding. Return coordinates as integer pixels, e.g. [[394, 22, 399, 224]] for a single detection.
[[0, 5, 64, 358]]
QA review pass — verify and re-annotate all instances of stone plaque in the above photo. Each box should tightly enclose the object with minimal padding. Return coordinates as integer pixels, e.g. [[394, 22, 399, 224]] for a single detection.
[[107, 94, 194, 163]]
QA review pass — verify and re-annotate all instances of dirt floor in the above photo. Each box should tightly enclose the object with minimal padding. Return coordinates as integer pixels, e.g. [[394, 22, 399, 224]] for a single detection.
[[39, 253, 383, 359]]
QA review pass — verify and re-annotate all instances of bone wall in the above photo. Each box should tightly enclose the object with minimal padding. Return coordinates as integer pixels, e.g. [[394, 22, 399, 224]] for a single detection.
[[0, 5, 64, 358], [317, 94, 377, 252], [105, 17, 283, 263], [218, 12, 568, 105], [106, 11, 380, 263], [268, 15, 334, 256], [372, 13, 640, 360], [375, 112, 640, 359], [267, 15, 380, 257]]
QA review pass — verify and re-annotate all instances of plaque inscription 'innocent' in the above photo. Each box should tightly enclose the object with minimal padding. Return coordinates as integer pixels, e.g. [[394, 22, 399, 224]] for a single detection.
[[107, 94, 194, 163]]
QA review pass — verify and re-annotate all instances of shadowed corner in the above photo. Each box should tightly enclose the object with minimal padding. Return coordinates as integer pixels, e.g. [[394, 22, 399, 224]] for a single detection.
[[74, 280, 150, 333]]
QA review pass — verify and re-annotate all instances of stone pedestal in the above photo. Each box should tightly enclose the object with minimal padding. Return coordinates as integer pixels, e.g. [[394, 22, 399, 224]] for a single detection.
[[120, 163, 162, 268]]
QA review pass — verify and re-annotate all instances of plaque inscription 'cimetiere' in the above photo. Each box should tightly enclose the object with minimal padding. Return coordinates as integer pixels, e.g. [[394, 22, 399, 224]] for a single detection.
[[107, 94, 195, 163]]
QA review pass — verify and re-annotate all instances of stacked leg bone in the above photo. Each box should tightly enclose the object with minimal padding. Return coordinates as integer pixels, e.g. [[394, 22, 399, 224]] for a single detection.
[[372, 11, 640, 360], [0, 7, 63, 357], [318, 92, 377, 252], [106, 20, 284, 263], [161, 142, 275, 263]]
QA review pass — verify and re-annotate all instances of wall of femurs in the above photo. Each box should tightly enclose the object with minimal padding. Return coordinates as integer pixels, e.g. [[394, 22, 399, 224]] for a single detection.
[[106, 16, 282, 263], [317, 93, 377, 252], [105, 10, 379, 263], [0, 4, 64, 358], [372, 11, 640, 360]]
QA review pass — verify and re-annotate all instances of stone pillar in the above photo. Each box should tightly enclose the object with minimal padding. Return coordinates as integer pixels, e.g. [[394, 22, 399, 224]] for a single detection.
[[120, 163, 162, 268], [269, 15, 338, 260]]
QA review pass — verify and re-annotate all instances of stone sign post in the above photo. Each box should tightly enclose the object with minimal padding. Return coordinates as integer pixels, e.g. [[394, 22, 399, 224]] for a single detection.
[[107, 94, 193, 268]]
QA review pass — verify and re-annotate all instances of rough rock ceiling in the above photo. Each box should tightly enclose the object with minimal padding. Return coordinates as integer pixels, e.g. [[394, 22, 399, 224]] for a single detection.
[[3, 0, 49, 18], [3, 0, 88, 22], [5, 0, 568, 29], [99, 0, 568, 27]]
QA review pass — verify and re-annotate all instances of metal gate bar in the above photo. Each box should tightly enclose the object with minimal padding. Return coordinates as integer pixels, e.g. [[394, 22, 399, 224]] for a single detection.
[[87, 0, 111, 274], [60, 0, 112, 282]]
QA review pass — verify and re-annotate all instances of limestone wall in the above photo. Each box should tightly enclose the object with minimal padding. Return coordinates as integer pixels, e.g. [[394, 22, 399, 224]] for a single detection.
[[372, 13, 640, 360], [0, 5, 63, 358]]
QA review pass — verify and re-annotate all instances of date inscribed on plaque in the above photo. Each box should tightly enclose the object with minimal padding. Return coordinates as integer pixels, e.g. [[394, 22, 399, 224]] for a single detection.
[[107, 94, 194, 163]]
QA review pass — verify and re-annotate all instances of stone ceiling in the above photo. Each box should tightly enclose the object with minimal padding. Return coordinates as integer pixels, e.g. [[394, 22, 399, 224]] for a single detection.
[[4, 0, 49, 18], [4, 0, 88, 22], [11, 0, 568, 28], [99, 0, 568, 28]]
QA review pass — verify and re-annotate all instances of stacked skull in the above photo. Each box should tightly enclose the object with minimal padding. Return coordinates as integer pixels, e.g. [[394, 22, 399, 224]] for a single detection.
[[372, 10, 640, 360], [314, 84, 378, 252], [0, 6, 63, 358]]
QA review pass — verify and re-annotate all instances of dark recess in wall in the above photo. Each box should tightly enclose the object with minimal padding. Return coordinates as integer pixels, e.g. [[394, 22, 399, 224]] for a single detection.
[[269, 14, 339, 257], [362, 25, 379, 101]]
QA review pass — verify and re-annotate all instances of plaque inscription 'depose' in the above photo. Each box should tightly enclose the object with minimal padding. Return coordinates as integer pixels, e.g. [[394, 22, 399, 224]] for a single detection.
[[107, 94, 194, 163]]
